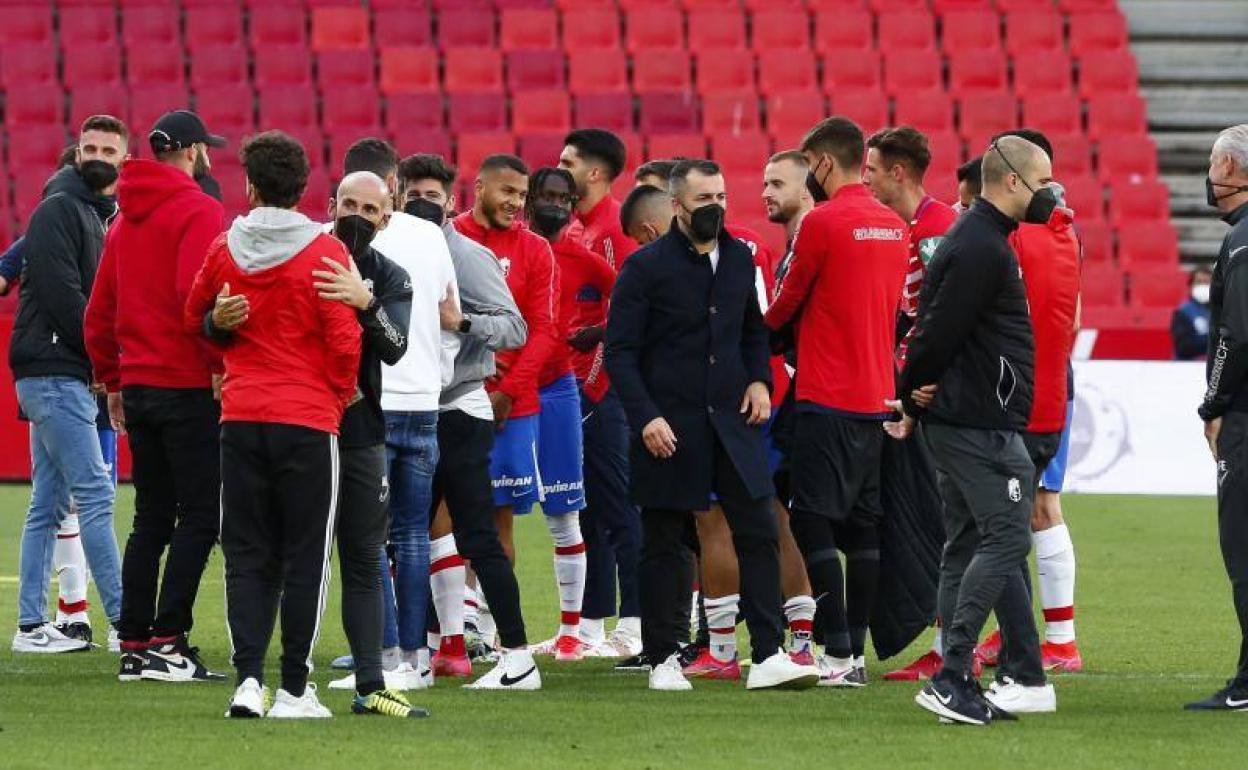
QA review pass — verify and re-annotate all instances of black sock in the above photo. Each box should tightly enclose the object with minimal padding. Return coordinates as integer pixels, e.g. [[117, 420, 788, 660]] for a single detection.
[[844, 524, 881, 659], [19, 623, 39, 633], [357, 678, 384, 697], [791, 514, 849, 659]]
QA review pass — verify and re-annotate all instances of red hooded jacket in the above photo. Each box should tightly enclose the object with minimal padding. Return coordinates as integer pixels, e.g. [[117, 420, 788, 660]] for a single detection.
[[548, 232, 616, 402], [85, 159, 225, 391]]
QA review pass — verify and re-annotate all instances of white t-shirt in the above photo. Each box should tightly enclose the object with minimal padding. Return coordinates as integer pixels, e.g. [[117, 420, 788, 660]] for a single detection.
[[440, 384, 493, 421]]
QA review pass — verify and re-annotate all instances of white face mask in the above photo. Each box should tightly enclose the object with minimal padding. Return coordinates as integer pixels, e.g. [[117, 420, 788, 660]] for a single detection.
[[1193, 283, 1211, 304]]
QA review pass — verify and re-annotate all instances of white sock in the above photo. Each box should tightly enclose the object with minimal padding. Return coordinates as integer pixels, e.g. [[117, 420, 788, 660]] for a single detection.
[[382, 646, 401, 671], [580, 617, 606, 646], [547, 513, 587, 639], [54, 514, 90, 625], [615, 616, 641, 637], [705, 593, 739, 663], [477, 597, 497, 644], [430, 535, 466, 654], [930, 626, 943, 656], [427, 631, 441, 650], [783, 595, 816, 654], [1034, 523, 1077, 643]]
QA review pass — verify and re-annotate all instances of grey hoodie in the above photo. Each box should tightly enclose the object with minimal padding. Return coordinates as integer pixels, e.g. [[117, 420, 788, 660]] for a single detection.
[[227, 207, 324, 274]]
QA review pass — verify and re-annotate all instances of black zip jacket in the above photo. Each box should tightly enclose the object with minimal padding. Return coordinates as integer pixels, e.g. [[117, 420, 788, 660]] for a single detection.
[[9, 166, 118, 383], [899, 197, 1035, 431], [1200, 201, 1248, 421]]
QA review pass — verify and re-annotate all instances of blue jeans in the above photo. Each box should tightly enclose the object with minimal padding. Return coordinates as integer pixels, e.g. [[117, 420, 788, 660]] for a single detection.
[[382, 411, 439, 651], [16, 377, 122, 627]]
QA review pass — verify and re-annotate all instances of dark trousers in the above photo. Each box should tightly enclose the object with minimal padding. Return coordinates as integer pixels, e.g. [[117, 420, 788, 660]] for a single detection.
[[1216, 412, 1248, 684], [580, 389, 641, 619], [433, 408, 527, 649], [221, 422, 339, 693], [640, 436, 785, 664], [337, 443, 389, 694], [118, 386, 220, 643], [924, 423, 1037, 679]]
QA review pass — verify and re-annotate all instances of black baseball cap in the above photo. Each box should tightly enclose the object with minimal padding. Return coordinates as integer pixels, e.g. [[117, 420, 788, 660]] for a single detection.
[[148, 110, 227, 153]]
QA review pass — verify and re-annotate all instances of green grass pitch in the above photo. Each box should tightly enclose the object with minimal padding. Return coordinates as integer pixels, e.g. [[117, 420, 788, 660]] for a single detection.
[[0, 487, 1241, 769]]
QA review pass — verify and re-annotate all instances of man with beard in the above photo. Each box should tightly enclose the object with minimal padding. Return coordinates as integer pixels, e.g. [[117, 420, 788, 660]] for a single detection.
[[11, 115, 128, 654]]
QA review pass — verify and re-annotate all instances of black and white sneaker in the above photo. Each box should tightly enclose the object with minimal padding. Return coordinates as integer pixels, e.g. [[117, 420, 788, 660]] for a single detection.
[[141, 637, 227, 682], [1184, 681, 1248, 711], [677, 643, 705, 668], [119, 650, 146, 682], [614, 652, 658, 672], [916, 671, 995, 726], [56, 622, 93, 645]]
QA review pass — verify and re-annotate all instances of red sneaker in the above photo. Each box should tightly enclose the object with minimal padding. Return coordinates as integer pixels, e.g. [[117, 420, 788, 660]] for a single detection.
[[790, 649, 816, 667], [554, 634, 587, 662], [975, 629, 1002, 668], [882, 650, 942, 681], [432, 651, 472, 678], [1041, 640, 1083, 673], [681, 649, 741, 680]]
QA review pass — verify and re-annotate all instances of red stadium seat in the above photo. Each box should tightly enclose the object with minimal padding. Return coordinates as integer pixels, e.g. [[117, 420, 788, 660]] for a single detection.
[[813, 9, 875, 56], [311, 7, 371, 51], [761, 51, 818, 95], [573, 93, 634, 134], [69, 85, 129, 127], [1086, 94, 1148, 139], [883, 50, 944, 95], [878, 11, 937, 51], [555, 0, 615, 8], [948, 52, 1008, 95], [569, 51, 629, 93], [374, 10, 434, 48], [1068, 11, 1129, 56], [518, 133, 566, 170], [703, 92, 762, 135], [696, 52, 755, 95], [385, 92, 445, 134], [507, 50, 566, 92], [195, 84, 257, 138], [317, 50, 376, 90], [711, 131, 770, 174], [1080, 263, 1124, 306], [456, 132, 516, 177], [440, 9, 496, 49], [501, 9, 558, 51], [1096, 135, 1159, 181], [806, 0, 870, 8], [1, 44, 58, 89], [1050, 133, 1094, 177], [1022, 94, 1083, 136], [257, 86, 319, 132], [512, 91, 571, 134], [1, 6, 52, 47], [14, 173, 52, 224], [390, 128, 452, 162], [941, 9, 1002, 52], [185, 8, 244, 50], [1004, 10, 1064, 55], [122, 6, 179, 48], [688, 9, 747, 51], [250, 14, 307, 48], [1109, 179, 1170, 226], [1061, 174, 1104, 222], [957, 93, 1018, 138], [444, 48, 505, 93], [894, 92, 955, 133], [213, 163, 247, 217], [254, 45, 313, 89], [6, 125, 71, 170], [126, 44, 186, 88], [821, 51, 882, 93], [766, 91, 828, 145], [932, 0, 995, 10], [626, 7, 684, 52], [1059, 0, 1120, 10], [328, 130, 385, 170], [64, 45, 123, 88], [59, 7, 118, 48], [448, 93, 509, 133], [633, 51, 692, 92], [871, 0, 931, 12], [379, 47, 440, 94], [300, 168, 332, 218], [1078, 49, 1138, 96], [747, 0, 807, 7], [130, 84, 191, 137], [752, 10, 810, 52], [648, 134, 709, 161], [560, 9, 621, 51], [1012, 51, 1074, 96], [639, 91, 701, 134], [830, 90, 889, 134], [1077, 220, 1114, 264], [1128, 266, 1185, 307], [322, 90, 382, 132]]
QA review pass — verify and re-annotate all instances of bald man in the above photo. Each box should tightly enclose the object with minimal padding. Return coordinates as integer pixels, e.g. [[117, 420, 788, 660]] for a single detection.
[[886, 136, 1056, 725]]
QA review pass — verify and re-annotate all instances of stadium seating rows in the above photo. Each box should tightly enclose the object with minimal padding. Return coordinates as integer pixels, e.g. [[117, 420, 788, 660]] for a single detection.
[[0, 0, 1176, 310]]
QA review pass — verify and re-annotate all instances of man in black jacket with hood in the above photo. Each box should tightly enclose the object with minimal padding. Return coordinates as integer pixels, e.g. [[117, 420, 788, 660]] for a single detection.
[[10, 115, 129, 654], [887, 135, 1055, 726]]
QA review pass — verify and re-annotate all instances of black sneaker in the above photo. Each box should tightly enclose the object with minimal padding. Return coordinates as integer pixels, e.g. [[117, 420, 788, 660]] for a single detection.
[[677, 643, 705, 668], [1184, 680, 1248, 711], [614, 652, 658, 672], [118, 651, 146, 682], [916, 670, 994, 726], [141, 636, 227, 682], [56, 622, 93, 645], [465, 623, 497, 662]]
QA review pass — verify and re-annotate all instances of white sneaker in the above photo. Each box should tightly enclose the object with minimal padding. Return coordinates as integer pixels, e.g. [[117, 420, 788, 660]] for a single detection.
[[649, 653, 693, 691], [817, 654, 855, 687], [465, 649, 542, 690], [107, 626, 120, 653], [528, 636, 558, 656], [602, 626, 643, 658], [12, 623, 91, 654], [267, 683, 332, 718], [328, 661, 429, 692], [747, 650, 819, 690], [985, 677, 1057, 714], [225, 677, 268, 718]]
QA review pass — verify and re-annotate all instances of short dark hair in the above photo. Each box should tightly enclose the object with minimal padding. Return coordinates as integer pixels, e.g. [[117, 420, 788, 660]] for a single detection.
[[563, 128, 626, 181], [58, 144, 78, 168], [669, 159, 721, 193], [529, 166, 576, 198], [767, 149, 808, 167], [398, 153, 456, 192], [343, 137, 399, 178], [478, 153, 529, 177], [800, 116, 864, 170], [957, 156, 983, 194], [867, 126, 932, 178], [635, 159, 679, 184], [80, 115, 129, 144], [1190, 265, 1214, 284], [241, 131, 309, 209], [993, 128, 1054, 163], [620, 184, 668, 232]]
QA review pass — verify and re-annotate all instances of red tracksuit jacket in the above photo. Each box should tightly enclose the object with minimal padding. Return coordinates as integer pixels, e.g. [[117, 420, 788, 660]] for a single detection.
[[548, 232, 616, 402]]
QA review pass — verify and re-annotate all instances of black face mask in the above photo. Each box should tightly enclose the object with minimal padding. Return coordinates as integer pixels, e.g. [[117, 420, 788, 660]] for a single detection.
[[685, 203, 725, 243], [334, 214, 377, 257], [805, 156, 830, 203], [1206, 176, 1248, 208], [530, 204, 570, 239], [404, 197, 445, 227], [1023, 186, 1059, 225], [78, 160, 119, 193]]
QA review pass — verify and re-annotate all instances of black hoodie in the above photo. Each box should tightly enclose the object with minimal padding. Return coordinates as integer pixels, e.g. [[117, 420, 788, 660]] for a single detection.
[[10, 166, 118, 383]]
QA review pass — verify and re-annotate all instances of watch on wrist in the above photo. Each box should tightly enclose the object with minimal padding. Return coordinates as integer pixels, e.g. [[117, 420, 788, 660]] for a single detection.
[[458, 316, 472, 334]]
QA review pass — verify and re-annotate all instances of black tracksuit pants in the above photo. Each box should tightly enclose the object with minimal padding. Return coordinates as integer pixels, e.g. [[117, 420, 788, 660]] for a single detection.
[[433, 408, 527, 649], [118, 386, 221, 644], [337, 443, 389, 695], [1216, 412, 1248, 685], [221, 422, 339, 694]]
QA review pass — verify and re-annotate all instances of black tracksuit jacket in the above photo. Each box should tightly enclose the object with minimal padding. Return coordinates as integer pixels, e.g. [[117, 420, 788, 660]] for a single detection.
[[1200, 201, 1248, 421]]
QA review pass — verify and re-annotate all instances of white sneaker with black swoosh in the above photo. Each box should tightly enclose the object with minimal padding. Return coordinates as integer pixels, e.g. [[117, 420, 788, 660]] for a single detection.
[[12, 623, 91, 654], [465, 649, 542, 690]]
